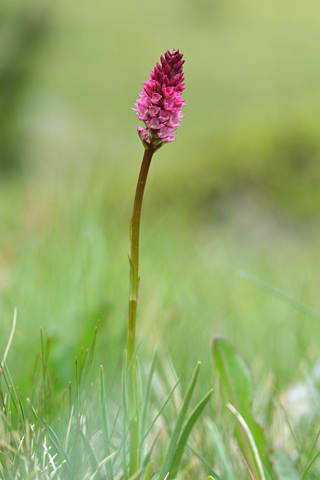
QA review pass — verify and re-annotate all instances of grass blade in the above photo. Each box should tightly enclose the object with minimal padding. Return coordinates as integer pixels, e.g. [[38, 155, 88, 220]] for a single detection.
[[160, 361, 201, 479], [239, 270, 320, 322], [99, 364, 113, 480], [187, 445, 223, 480], [213, 336, 273, 479], [140, 347, 158, 465], [80, 429, 100, 478], [140, 375, 181, 447], [272, 449, 301, 480], [0, 308, 17, 380], [206, 419, 235, 480], [168, 389, 213, 479], [27, 399, 71, 471], [301, 449, 320, 480], [122, 350, 129, 480], [142, 460, 153, 480], [227, 403, 266, 480], [89, 452, 117, 480]]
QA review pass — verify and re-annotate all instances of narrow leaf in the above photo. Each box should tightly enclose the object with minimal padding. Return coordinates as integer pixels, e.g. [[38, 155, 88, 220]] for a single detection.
[[140, 375, 181, 447], [227, 403, 266, 480], [213, 336, 273, 479], [122, 350, 129, 480], [301, 449, 320, 480], [160, 362, 201, 478], [27, 400, 71, 471], [239, 270, 320, 323], [89, 452, 117, 480], [80, 429, 100, 476], [168, 389, 213, 479], [272, 449, 300, 480], [143, 461, 153, 480], [187, 445, 223, 480], [206, 419, 235, 480], [99, 365, 113, 480], [140, 347, 158, 465]]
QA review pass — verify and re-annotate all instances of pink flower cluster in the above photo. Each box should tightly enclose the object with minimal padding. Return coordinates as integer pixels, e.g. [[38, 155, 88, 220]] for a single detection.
[[133, 50, 185, 150]]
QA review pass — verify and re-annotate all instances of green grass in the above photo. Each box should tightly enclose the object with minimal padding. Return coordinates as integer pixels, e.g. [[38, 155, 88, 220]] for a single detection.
[[1, 0, 320, 477], [2, 156, 320, 390]]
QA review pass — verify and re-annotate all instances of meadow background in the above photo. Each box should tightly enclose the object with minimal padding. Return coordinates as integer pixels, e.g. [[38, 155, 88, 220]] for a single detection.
[[1, 0, 320, 416]]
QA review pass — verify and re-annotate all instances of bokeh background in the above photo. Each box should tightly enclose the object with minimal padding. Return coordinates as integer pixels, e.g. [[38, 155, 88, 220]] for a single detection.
[[1, 0, 320, 394]]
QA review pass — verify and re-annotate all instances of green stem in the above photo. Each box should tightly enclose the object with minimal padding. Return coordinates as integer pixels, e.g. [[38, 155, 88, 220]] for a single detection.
[[127, 147, 154, 365], [127, 146, 154, 478]]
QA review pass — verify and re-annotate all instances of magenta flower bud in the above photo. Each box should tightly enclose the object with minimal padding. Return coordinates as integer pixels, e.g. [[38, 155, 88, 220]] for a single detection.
[[132, 49, 185, 151]]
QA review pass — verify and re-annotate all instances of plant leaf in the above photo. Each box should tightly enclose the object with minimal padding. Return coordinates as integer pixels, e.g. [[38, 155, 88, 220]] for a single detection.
[[140, 375, 181, 448], [80, 429, 100, 476], [301, 449, 320, 480], [213, 336, 273, 480], [160, 361, 201, 478], [142, 461, 153, 480], [187, 445, 224, 480], [239, 270, 320, 323], [272, 449, 300, 480], [227, 403, 266, 480], [188, 445, 224, 480], [168, 389, 213, 479], [205, 419, 235, 480], [122, 350, 129, 480], [99, 364, 113, 480], [140, 346, 158, 466]]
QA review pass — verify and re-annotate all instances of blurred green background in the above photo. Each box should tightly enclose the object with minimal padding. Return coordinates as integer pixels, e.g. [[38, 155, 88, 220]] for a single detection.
[[1, 0, 320, 394]]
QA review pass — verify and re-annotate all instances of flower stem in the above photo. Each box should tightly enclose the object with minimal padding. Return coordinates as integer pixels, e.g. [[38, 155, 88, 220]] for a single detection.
[[127, 147, 154, 366], [127, 146, 154, 478]]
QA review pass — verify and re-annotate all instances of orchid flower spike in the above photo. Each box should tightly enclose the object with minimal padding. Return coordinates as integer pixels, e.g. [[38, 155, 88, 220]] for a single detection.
[[132, 49, 185, 151]]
